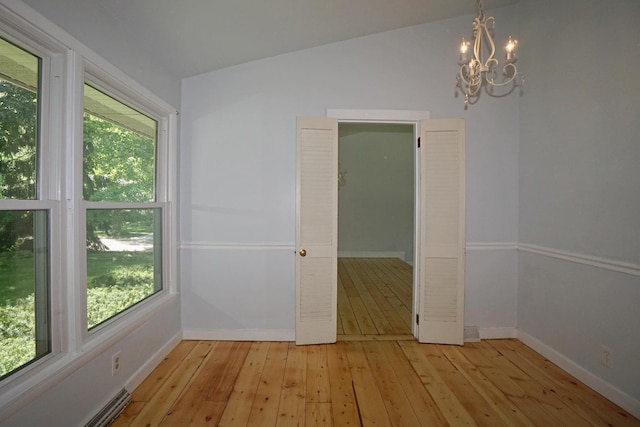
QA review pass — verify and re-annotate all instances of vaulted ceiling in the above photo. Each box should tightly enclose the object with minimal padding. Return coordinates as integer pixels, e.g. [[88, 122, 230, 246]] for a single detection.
[[22, 0, 518, 78]]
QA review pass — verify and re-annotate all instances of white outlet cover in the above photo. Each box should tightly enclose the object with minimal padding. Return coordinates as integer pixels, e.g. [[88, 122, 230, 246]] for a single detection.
[[112, 351, 122, 375], [600, 345, 614, 368]]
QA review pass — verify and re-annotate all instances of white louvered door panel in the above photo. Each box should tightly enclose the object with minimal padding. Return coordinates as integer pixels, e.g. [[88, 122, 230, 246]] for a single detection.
[[295, 117, 338, 345], [418, 119, 465, 344]]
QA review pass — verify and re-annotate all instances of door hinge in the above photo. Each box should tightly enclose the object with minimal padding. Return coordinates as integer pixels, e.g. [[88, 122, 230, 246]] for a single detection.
[[416, 314, 419, 325], [417, 137, 421, 148]]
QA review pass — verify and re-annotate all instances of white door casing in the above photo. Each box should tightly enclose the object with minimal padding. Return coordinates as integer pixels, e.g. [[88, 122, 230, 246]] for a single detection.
[[418, 119, 466, 345], [295, 117, 338, 345]]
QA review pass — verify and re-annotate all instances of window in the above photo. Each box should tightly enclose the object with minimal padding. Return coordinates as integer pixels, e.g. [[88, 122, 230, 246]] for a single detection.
[[83, 83, 163, 329], [0, 37, 51, 378], [0, 5, 176, 396]]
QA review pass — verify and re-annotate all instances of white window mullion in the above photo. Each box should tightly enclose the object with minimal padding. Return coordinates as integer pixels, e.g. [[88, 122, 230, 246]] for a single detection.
[[41, 50, 65, 358], [66, 48, 86, 353], [164, 114, 178, 292]]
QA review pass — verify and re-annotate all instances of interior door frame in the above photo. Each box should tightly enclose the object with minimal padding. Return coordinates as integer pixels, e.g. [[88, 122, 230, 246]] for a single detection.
[[327, 108, 430, 338]]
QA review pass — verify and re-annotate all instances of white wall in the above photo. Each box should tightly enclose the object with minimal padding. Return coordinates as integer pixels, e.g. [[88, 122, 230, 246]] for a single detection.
[[338, 123, 414, 263], [517, 0, 640, 409], [21, 0, 180, 106], [180, 6, 520, 338]]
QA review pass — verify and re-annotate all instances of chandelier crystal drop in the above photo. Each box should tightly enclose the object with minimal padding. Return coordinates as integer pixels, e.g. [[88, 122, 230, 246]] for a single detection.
[[456, 0, 524, 106]]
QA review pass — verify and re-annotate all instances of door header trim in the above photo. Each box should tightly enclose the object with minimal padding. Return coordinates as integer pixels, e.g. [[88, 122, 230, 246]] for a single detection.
[[326, 109, 430, 122]]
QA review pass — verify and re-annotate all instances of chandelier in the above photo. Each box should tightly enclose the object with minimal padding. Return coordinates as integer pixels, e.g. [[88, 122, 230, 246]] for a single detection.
[[456, 0, 524, 105]]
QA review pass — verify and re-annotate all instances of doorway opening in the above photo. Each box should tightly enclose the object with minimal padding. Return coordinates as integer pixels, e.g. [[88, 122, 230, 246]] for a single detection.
[[337, 122, 416, 339], [296, 113, 465, 345]]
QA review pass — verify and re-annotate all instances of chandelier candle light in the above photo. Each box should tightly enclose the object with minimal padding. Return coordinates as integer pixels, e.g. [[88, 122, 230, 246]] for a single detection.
[[456, 0, 524, 105]]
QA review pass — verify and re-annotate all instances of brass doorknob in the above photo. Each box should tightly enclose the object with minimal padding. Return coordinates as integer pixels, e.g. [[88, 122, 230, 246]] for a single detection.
[[299, 249, 307, 257]]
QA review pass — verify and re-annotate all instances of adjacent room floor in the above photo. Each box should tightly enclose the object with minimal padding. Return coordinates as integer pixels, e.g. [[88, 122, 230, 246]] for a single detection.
[[338, 257, 413, 339]]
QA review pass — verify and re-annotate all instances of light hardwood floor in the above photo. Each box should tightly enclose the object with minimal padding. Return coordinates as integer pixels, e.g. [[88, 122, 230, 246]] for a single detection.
[[113, 339, 639, 426], [113, 258, 639, 426], [338, 257, 413, 339]]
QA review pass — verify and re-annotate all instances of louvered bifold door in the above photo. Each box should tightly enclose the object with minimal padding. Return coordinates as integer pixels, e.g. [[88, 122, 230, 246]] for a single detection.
[[295, 117, 338, 345], [418, 119, 466, 345]]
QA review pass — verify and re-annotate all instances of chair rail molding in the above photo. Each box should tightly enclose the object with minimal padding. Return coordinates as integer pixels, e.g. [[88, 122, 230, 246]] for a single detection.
[[519, 243, 640, 277]]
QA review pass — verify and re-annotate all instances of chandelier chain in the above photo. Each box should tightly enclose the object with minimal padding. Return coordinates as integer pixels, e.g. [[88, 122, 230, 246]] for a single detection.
[[477, 0, 485, 19]]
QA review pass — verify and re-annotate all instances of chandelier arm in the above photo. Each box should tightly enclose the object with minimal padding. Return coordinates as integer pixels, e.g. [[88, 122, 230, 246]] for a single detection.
[[457, 65, 472, 85], [472, 15, 497, 73], [473, 21, 484, 68], [484, 63, 522, 87], [485, 57, 498, 72], [458, 66, 482, 96], [485, 73, 523, 87]]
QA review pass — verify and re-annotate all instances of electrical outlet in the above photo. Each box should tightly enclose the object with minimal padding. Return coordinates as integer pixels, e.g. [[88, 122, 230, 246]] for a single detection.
[[112, 351, 122, 376], [600, 345, 614, 368]]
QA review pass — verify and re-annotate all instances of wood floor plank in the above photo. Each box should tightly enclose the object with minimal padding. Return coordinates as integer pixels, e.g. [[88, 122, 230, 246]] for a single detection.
[[377, 341, 450, 426], [337, 315, 345, 336], [344, 341, 392, 426], [438, 345, 536, 427], [338, 334, 414, 342], [130, 341, 215, 427], [357, 260, 409, 335], [348, 296, 378, 335], [348, 260, 395, 334], [461, 342, 563, 426], [377, 259, 412, 305], [275, 343, 307, 427], [160, 341, 228, 426], [423, 344, 509, 427], [217, 341, 270, 427], [338, 260, 360, 297], [205, 341, 251, 402], [505, 339, 640, 426], [187, 401, 226, 426], [492, 339, 639, 427], [362, 341, 422, 427], [398, 341, 477, 426], [326, 342, 361, 426], [306, 344, 331, 403], [338, 274, 361, 335], [131, 340, 198, 402], [246, 342, 289, 426], [306, 402, 334, 426], [111, 401, 146, 427], [477, 340, 593, 426], [161, 341, 251, 426], [383, 260, 413, 292]]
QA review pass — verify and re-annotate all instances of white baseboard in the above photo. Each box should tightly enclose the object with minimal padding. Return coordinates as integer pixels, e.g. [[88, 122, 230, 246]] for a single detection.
[[125, 330, 183, 392], [479, 327, 518, 339], [182, 329, 295, 342], [338, 251, 405, 259], [517, 330, 640, 419]]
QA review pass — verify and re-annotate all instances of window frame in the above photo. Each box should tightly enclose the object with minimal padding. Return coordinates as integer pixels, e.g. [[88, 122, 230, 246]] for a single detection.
[[80, 72, 166, 335], [77, 63, 177, 349], [0, 25, 65, 387]]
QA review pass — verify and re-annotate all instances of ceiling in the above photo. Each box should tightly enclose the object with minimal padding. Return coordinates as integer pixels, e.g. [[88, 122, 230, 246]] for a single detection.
[[25, 0, 518, 79]]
